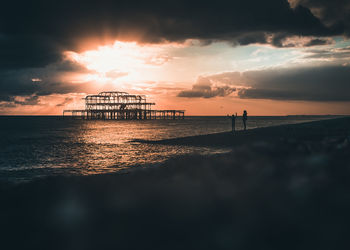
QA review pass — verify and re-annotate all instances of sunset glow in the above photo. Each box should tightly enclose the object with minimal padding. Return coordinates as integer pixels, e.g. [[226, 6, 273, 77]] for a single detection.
[[66, 41, 186, 84]]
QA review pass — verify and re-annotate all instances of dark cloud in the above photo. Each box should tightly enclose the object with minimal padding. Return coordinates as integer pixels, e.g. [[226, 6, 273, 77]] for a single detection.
[[241, 65, 350, 101], [239, 34, 333, 48], [236, 32, 269, 46], [181, 64, 350, 101], [304, 38, 333, 47], [239, 65, 350, 101], [0, 59, 92, 101], [0, 34, 62, 70], [304, 46, 350, 60], [0, 95, 40, 108], [289, 0, 350, 35], [0, 0, 348, 71], [178, 76, 236, 98], [238, 87, 350, 101]]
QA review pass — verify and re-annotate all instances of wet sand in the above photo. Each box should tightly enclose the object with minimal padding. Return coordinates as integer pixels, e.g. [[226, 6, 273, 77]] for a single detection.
[[1, 117, 350, 250]]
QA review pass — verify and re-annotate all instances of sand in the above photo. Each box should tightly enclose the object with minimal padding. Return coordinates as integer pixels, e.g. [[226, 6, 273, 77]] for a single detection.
[[1, 117, 350, 250]]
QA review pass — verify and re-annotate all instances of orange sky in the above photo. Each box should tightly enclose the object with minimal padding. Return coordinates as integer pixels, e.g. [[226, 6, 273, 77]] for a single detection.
[[1, 39, 350, 115]]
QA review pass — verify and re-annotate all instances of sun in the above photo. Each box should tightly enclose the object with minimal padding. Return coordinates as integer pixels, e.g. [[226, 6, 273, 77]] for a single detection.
[[72, 42, 144, 73], [65, 41, 180, 84]]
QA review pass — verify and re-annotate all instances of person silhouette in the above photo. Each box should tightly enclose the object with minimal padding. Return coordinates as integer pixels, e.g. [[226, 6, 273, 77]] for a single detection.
[[243, 110, 248, 130], [231, 114, 236, 133]]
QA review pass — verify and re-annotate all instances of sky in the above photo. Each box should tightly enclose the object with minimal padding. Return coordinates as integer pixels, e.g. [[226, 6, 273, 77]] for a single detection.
[[0, 0, 350, 115]]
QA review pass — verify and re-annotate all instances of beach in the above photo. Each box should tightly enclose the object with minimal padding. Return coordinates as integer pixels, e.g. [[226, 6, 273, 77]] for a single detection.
[[1, 117, 350, 250]]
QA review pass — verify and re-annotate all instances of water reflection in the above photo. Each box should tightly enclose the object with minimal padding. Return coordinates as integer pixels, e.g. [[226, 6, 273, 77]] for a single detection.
[[71, 120, 230, 176], [0, 116, 325, 182]]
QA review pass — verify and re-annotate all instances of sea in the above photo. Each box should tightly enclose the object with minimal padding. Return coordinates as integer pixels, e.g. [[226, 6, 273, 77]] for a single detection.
[[0, 116, 334, 183]]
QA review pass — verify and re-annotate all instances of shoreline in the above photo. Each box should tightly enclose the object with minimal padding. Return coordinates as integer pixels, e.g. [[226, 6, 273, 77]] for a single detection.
[[133, 116, 350, 147]]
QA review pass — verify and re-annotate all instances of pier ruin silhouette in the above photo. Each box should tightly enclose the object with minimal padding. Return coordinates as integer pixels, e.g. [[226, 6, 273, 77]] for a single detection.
[[63, 91, 185, 120]]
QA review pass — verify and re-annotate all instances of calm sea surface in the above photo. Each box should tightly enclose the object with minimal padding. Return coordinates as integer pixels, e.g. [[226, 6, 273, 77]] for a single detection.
[[0, 116, 332, 182]]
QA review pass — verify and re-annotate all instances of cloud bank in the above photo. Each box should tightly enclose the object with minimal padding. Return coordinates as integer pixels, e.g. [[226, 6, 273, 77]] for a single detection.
[[179, 64, 350, 101], [1, 0, 349, 70]]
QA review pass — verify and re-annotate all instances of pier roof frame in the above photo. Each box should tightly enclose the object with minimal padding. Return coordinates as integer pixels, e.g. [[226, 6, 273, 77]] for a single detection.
[[85, 102, 155, 106], [85, 91, 147, 102]]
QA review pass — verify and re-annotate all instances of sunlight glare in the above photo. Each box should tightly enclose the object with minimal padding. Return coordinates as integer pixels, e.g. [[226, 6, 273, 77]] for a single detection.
[[66, 41, 181, 84]]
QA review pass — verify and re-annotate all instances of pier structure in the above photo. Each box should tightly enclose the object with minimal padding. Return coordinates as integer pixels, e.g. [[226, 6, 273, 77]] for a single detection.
[[63, 91, 185, 120]]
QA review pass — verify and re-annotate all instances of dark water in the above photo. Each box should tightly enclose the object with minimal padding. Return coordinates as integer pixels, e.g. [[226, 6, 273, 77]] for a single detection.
[[0, 116, 332, 182]]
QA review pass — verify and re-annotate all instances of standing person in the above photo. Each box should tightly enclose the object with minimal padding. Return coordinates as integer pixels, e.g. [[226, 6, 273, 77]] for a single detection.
[[231, 114, 236, 133], [243, 110, 248, 130]]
